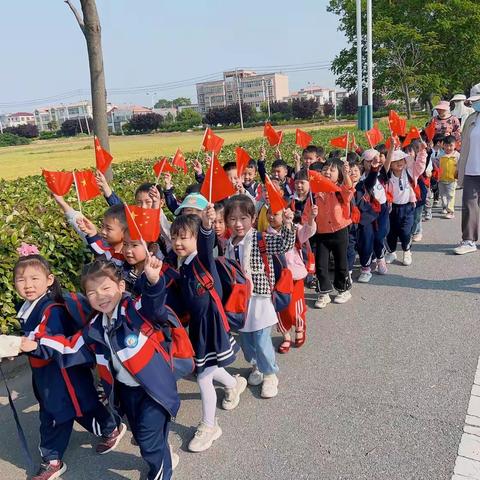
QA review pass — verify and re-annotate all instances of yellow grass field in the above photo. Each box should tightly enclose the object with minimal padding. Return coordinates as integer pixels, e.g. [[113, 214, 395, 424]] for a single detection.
[[0, 123, 353, 180]]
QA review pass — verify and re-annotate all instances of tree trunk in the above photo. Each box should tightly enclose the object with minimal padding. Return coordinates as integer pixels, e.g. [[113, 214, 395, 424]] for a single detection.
[[401, 81, 412, 119], [66, 0, 112, 180]]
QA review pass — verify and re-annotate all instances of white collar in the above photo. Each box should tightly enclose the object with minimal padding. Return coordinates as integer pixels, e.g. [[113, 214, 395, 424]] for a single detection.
[[101, 302, 120, 329], [178, 251, 197, 268], [17, 293, 47, 321]]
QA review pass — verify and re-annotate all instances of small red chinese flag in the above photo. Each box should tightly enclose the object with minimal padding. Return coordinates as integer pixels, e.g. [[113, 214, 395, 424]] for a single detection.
[[153, 157, 176, 177], [124, 205, 160, 242], [74, 169, 101, 201], [309, 170, 341, 194], [94, 136, 113, 174], [200, 155, 236, 203], [265, 175, 287, 214], [172, 148, 187, 174], [385, 135, 401, 150], [235, 147, 251, 178], [202, 128, 224, 154], [42, 170, 74, 196], [388, 110, 407, 137], [402, 126, 421, 147], [330, 134, 348, 149], [424, 120, 436, 142], [295, 128, 313, 149], [365, 123, 384, 148], [263, 122, 283, 146]]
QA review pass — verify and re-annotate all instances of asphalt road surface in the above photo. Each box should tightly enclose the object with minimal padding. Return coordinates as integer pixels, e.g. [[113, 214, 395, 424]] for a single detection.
[[1, 197, 479, 480]]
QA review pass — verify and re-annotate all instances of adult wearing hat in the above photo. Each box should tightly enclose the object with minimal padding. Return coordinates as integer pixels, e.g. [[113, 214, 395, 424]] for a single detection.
[[454, 83, 480, 255], [451, 94, 474, 130], [432, 100, 461, 143]]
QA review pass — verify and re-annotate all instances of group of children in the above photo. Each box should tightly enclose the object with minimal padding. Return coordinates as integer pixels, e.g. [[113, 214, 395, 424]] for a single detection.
[[8, 126, 460, 480]]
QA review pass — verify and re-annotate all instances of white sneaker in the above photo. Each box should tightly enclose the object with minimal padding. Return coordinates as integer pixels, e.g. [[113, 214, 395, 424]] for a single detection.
[[453, 241, 477, 255], [222, 375, 247, 410], [247, 366, 264, 386], [445, 212, 455, 219], [261, 374, 278, 398], [376, 258, 388, 275], [314, 293, 331, 309], [357, 268, 372, 283], [333, 290, 352, 304], [385, 252, 397, 264], [188, 420, 222, 452], [402, 250, 412, 266], [412, 233, 423, 242]]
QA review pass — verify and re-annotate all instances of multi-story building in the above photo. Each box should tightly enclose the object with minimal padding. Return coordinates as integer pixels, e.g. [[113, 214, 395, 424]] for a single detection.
[[3, 112, 35, 127], [34, 101, 92, 132], [196, 70, 289, 115], [107, 104, 152, 133]]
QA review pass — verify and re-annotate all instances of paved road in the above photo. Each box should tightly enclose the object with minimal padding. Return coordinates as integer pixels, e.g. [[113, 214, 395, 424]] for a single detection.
[[1, 194, 479, 480]]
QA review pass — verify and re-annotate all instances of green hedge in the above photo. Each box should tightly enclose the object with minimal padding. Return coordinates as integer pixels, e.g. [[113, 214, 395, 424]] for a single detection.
[[0, 119, 427, 333]]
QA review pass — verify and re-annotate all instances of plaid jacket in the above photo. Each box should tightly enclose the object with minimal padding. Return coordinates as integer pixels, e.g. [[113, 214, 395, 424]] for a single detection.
[[225, 226, 295, 296]]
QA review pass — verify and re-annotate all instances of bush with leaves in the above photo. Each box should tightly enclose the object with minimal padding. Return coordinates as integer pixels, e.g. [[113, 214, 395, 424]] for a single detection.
[[60, 117, 94, 137], [126, 113, 164, 133], [0, 132, 31, 147], [0, 119, 428, 333], [4, 124, 39, 138]]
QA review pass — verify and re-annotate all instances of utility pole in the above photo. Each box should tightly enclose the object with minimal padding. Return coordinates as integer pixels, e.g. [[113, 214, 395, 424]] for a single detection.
[[334, 88, 337, 122], [235, 68, 244, 130], [356, 0, 365, 130], [366, 0, 373, 130]]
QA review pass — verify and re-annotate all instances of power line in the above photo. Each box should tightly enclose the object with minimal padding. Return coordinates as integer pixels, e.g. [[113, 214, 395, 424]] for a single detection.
[[0, 61, 333, 109]]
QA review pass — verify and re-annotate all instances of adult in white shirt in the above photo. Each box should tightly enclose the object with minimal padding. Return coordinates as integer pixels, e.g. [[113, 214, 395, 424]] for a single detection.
[[454, 83, 480, 254], [451, 94, 474, 131]]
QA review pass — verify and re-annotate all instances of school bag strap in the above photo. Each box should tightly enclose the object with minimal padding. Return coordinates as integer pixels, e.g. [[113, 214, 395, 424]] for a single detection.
[[192, 260, 231, 333]]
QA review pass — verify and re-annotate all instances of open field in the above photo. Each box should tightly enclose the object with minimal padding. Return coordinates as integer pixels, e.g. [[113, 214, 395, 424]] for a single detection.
[[0, 122, 355, 180]]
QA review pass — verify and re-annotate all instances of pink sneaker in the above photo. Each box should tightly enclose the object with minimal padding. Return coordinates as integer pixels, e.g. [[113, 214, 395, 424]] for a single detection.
[[376, 258, 388, 275]]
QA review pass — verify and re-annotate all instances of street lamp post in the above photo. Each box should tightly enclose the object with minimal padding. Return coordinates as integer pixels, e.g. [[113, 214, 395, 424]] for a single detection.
[[366, 0, 373, 130]]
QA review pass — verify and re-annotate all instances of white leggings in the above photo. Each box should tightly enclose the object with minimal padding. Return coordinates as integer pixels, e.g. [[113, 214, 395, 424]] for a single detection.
[[197, 366, 236, 427]]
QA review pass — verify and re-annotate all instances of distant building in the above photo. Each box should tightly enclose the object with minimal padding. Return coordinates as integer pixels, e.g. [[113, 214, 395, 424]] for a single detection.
[[285, 86, 348, 108], [107, 104, 152, 133], [196, 70, 289, 115], [4, 112, 35, 127], [34, 101, 92, 132], [177, 104, 201, 114], [153, 107, 178, 119]]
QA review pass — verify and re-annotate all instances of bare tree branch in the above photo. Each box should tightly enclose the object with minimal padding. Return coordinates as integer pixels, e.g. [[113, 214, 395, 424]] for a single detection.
[[64, 0, 85, 34]]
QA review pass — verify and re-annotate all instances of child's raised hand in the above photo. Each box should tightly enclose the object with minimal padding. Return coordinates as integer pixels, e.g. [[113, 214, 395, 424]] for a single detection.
[[163, 172, 173, 190], [201, 203, 216, 229], [309, 204, 319, 221], [76, 216, 97, 237], [283, 207, 294, 226], [387, 136, 396, 151], [294, 151, 301, 167], [193, 158, 204, 175], [274, 147, 282, 160], [95, 170, 112, 197], [20, 337, 38, 353], [148, 186, 160, 209], [341, 160, 350, 177], [143, 253, 163, 285], [259, 146, 266, 161], [235, 181, 245, 194]]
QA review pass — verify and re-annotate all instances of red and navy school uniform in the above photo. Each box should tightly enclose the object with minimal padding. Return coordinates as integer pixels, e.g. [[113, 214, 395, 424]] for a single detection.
[[244, 180, 261, 199], [178, 226, 239, 373], [355, 167, 390, 267], [86, 234, 125, 266], [34, 276, 178, 480], [19, 294, 117, 463]]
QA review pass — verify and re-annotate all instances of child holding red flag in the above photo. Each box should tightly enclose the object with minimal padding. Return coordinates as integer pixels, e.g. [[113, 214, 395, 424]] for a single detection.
[[224, 195, 295, 398], [265, 201, 317, 353], [170, 209, 245, 453], [384, 138, 427, 266], [309, 158, 354, 308]]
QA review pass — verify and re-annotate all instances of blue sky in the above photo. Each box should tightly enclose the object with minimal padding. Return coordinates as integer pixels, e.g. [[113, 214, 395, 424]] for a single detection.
[[0, 0, 346, 112]]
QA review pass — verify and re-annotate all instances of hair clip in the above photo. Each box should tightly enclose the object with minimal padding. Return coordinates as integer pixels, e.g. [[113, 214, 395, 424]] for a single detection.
[[17, 243, 40, 257]]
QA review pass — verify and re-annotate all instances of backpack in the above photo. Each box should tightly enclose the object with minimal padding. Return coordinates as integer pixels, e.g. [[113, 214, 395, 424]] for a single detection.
[[257, 232, 293, 312], [124, 298, 195, 380], [192, 258, 251, 331]]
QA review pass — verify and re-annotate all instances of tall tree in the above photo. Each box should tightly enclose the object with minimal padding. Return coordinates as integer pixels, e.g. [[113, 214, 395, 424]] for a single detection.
[[327, 0, 480, 118], [65, 0, 112, 179]]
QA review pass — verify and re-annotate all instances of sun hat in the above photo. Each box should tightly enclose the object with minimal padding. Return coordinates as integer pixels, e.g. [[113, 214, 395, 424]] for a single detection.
[[390, 150, 409, 162], [450, 94, 467, 102], [433, 100, 450, 111], [174, 193, 208, 216], [468, 83, 480, 103], [361, 149, 379, 161]]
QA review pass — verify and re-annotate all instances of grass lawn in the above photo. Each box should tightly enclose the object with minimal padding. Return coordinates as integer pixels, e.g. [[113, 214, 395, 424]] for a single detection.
[[0, 122, 355, 180]]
